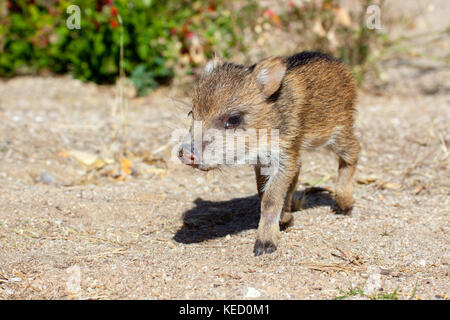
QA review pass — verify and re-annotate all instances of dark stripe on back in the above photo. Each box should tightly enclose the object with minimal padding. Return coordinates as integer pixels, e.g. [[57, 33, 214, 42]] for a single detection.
[[286, 51, 340, 70]]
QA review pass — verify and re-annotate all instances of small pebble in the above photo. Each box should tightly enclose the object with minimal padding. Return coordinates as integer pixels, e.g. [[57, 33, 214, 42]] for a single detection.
[[39, 172, 56, 184], [244, 287, 261, 298], [3, 286, 15, 295]]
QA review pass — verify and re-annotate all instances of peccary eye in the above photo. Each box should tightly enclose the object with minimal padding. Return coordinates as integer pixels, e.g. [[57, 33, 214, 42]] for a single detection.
[[225, 115, 242, 129]]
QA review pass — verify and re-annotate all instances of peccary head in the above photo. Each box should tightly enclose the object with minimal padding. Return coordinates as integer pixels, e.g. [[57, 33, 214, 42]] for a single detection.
[[178, 53, 286, 171]]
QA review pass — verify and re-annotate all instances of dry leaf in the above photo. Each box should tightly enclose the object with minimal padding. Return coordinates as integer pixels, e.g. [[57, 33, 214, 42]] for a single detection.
[[67, 150, 98, 166], [67, 150, 113, 170], [121, 158, 133, 176], [58, 149, 68, 158], [357, 176, 377, 185], [15, 272, 26, 281], [380, 182, 402, 190], [412, 184, 424, 195]]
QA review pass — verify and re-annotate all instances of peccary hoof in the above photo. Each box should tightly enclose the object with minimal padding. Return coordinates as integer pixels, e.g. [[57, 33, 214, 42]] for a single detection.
[[334, 205, 353, 216], [279, 215, 294, 231], [253, 240, 277, 256]]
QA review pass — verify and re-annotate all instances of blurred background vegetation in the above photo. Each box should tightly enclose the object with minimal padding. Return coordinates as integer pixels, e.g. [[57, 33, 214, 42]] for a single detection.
[[0, 0, 398, 95]]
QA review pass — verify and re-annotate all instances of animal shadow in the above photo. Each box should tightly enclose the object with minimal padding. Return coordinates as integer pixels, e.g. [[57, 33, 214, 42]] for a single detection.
[[173, 188, 336, 244]]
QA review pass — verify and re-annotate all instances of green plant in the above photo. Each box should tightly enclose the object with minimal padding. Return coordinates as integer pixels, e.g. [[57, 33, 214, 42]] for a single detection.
[[232, 0, 394, 85], [334, 283, 366, 300], [0, 0, 396, 93], [0, 0, 237, 94], [334, 282, 400, 300]]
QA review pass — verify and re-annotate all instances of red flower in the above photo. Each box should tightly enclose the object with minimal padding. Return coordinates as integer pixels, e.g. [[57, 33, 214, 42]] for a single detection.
[[110, 19, 119, 28], [170, 27, 178, 36], [263, 9, 276, 18], [104, 0, 113, 5], [186, 31, 194, 39], [110, 6, 118, 16], [7, 1, 20, 12]]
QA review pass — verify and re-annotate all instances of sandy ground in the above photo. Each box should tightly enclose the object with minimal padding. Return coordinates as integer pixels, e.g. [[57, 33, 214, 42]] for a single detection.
[[0, 3, 449, 300]]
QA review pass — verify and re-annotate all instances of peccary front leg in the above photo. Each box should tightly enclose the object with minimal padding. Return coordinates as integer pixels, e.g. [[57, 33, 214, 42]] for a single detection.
[[255, 166, 298, 230], [253, 155, 299, 256]]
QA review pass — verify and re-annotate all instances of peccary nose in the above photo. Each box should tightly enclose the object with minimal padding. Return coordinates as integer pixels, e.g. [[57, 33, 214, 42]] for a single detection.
[[178, 144, 199, 167]]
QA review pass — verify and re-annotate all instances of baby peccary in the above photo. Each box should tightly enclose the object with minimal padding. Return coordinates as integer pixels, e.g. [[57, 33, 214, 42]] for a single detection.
[[178, 51, 360, 256]]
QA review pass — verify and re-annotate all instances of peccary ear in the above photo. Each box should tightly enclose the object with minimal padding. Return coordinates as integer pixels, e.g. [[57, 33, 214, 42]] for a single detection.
[[204, 51, 223, 75], [254, 57, 286, 97]]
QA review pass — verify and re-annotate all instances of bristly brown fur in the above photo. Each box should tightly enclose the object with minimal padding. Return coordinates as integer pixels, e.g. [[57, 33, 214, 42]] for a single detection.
[[185, 51, 360, 256]]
